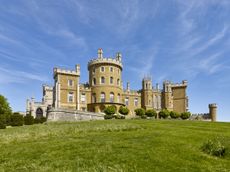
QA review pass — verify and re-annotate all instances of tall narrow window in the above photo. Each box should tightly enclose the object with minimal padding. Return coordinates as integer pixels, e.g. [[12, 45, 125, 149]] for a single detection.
[[134, 98, 138, 107], [68, 80, 73, 87], [117, 79, 120, 86], [125, 97, 129, 106], [110, 92, 114, 103], [101, 92, 105, 102], [68, 92, 74, 102], [101, 66, 105, 72], [93, 78, 96, 85], [92, 93, 96, 103], [110, 67, 113, 72], [117, 94, 120, 103], [110, 77, 113, 84], [81, 93, 86, 103], [101, 77, 105, 84]]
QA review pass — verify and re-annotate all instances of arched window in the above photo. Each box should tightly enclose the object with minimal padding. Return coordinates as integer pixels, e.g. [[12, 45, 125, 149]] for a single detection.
[[36, 108, 43, 119], [117, 93, 120, 103], [117, 79, 120, 86], [110, 92, 114, 103], [101, 76, 105, 84], [92, 93, 96, 103], [125, 97, 129, 106], [101, 92, 105, 102], [93, 78, 96, 85], [110, 77, 113, 84], [134, 98, 138, 107]]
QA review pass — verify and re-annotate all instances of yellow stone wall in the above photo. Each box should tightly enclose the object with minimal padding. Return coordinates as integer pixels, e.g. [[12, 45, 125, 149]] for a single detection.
[[172, 86, 187, 113]]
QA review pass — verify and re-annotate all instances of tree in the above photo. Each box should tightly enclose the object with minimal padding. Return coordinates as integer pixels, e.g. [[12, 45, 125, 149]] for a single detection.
[[0, 115, 6, 129], [145, 109, 157, 118], [0, 95, 12, 125], [181, 112, 191, 120], [135, 108, 145, 117], [159, 109, 170, 119], [119, 106, 129, 115], [170, 111, 181, 119]]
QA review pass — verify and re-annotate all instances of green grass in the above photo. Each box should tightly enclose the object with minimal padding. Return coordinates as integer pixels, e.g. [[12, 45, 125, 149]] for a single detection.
[[0, 120, 230, 172]]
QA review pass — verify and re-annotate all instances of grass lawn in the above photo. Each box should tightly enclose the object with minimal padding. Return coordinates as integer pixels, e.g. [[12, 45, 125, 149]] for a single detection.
[[0, 119, 230, 172]]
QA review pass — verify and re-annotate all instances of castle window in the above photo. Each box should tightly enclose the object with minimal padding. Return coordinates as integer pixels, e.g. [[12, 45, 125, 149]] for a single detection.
[[81, 93, 86, 103], [101, 77, 105, 84], [110, 77, 113, 84], [117, 94, 120, 103], [117, 79, 120, 86], [68, 92, 74, 103], [92, 93, 96, 103], [68, 80, 73, 87], [110, 67, 113, 72], [125, 97, 129, 106], [101, 92, 105, 103], [134, 98, 138, 107], [101, 66, 105, 72], [110, 92, 114, 103], [93, 78, 96, 85]]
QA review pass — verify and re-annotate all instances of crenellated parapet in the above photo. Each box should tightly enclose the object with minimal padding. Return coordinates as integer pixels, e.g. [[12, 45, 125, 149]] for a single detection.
[[53, 66, 80, 78]]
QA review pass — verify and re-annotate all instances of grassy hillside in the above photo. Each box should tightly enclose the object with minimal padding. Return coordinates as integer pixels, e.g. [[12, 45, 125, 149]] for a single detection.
[[0, 120, 230, 172]]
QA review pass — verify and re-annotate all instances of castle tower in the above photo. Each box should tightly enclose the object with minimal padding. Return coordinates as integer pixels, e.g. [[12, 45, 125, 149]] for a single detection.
[[53, 65, 80, 110], [87, 48, 124, 112], [141, 77, 153, 110], [162, 81, 173, 111], [209, 103, 217, 122]]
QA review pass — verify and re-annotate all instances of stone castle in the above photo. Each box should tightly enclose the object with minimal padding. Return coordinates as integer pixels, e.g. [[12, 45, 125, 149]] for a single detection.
[[26, 48, 189, 119]]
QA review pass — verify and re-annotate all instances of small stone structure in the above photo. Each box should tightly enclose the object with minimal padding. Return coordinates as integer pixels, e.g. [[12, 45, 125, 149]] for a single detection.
[[47, 108, 104, 122], [209, 103, 217, 122]]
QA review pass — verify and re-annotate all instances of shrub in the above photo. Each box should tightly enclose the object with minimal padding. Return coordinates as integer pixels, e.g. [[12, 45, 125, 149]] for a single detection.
[[104, 106, 116, 116], [170, 111, 181, 119], [119, 106, 129, 115], [135, 108, 145, 117], [181, 112, 191, 120], [145, 109, 157, 118], [201, 137, 226, 157], [0, 114, 6, 129], [10, 113, 24, 126], [24, 114, 34, 125], [114, 114, 125, 119], [159, 109, 170, 119], [141, 115, 147, 119], [104, 114, 114, 120], [34, 117, 47, 124]]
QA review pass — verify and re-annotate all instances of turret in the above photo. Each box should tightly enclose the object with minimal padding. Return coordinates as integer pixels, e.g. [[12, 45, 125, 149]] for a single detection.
[[142, 77, 152, 90], [209, 103, 217, 122], [127, 82, 130, 91], [98, 48, 103, 59]]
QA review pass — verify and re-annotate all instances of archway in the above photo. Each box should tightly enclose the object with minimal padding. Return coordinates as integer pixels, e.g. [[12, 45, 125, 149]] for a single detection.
[[36, 108, 43, 119]]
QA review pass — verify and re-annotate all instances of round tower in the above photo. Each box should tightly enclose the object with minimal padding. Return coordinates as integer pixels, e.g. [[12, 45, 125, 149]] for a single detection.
[[87, 48, 124, 112], [209, 103, 217, 122]]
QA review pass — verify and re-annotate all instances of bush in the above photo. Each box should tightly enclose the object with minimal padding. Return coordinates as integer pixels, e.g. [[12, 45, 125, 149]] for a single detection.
[[104, 114, 114, 120], [24, 114, 34, 125], [181, 112, 191, 120], [170, 111, 181, 119], [0, 114, 6, 129], [10, 113, 24, 126], [135, 108, 145, 117], [104, 106, 116, 116], [34, 117, 47, 124], [159, 109, 170, 119], [201, 137, 226, 157], [119, 106, 129, 115], [141, 115, 147, 119], [114, 114, 125, 119], [145, 109, 157, 118]]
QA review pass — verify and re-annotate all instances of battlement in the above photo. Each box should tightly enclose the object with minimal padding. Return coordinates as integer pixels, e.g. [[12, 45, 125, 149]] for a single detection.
[[42, 84, 53, 91], [88, 57, 123, 69], [53, 67, 80, 77], [209, 103, 217, 108], [165, 80, 188, 88], [123, 90, 141, 96]]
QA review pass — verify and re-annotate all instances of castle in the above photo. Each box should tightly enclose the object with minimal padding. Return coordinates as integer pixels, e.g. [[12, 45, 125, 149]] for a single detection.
[[26, 48, 188, 119]]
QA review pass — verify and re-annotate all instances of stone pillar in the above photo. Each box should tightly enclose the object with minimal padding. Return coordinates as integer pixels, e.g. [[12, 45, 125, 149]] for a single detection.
[[209, 103, 217, 122]]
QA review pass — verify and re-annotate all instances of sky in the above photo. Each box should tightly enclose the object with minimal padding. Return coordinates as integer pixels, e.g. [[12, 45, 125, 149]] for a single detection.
[[0, 0, 229, 121]]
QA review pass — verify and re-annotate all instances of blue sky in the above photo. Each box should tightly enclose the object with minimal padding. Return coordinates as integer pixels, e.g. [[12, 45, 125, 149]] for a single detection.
[[0, 0, 229, 121]]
